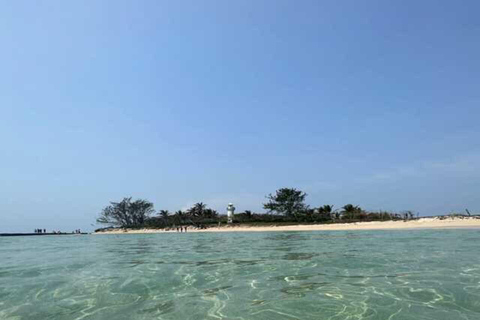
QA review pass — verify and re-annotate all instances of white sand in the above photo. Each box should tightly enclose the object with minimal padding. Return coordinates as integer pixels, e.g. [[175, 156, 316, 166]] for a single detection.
[[95, 217, 480, 234]]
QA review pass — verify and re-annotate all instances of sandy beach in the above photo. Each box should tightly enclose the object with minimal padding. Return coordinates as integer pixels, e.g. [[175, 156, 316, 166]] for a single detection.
[[95, 217, 480, 234]]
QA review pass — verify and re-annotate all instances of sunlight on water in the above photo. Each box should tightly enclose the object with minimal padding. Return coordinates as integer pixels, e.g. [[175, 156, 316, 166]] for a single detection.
[[1, 230, 480, 319]]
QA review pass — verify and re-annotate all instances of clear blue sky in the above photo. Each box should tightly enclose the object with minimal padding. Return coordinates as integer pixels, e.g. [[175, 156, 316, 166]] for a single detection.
[[1, 1, 479, 232]]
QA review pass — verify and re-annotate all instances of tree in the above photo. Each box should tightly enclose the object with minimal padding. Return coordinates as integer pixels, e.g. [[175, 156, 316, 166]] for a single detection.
[[159, 210, 170, 219], [341, 204, 363, 220], [317, 205, 334, 220], [186, 203, 219, 219], [97, 197, 155, 227], [157, 210, 170, 226], [203, 208, 219, 219], [173, 210, 185, 224], [187, 202, 207, 217], [263, 188, 308, 220]]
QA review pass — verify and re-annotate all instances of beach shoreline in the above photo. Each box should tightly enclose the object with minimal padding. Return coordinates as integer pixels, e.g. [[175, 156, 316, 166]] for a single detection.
[[94, 217, 480, 234]]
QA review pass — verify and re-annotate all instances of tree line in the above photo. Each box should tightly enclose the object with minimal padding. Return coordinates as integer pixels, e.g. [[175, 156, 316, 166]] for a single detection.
[[96, 188, 414, 230]]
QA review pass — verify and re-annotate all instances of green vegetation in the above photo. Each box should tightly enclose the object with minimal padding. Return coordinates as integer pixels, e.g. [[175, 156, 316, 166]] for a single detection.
[[96, 197, 155, 228], [95, 188, 416, 231], [263, 188, 308, 220]]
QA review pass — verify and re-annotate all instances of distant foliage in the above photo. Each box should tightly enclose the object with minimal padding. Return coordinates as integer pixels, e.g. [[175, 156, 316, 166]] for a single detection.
[[316, 205, 335, 221], [97, 197, 155, 228], [263, 188, 309, 220], [95, 190, 409, 229], [159, 210, 170, 218], [146, 203, 220, 228], [186, 203, 218, 220], [341, 204, 364, 220]]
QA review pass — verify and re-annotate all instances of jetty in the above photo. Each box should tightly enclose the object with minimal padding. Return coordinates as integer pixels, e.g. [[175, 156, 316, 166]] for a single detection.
[[0, 233, 88, 237]]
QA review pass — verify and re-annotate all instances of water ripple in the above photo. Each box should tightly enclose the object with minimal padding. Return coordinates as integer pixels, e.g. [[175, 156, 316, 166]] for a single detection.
[[1, 230, 480, 319]]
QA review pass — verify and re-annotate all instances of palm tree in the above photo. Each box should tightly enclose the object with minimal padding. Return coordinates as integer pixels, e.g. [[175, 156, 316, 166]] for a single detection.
[[173, 210, 184, 225], [304, 208, 315, 221], [317, 205, 334, 220], [158, 210, 170, 226], [341, 204, 362, 220], [175, 210, 184, 217], [204, 208, 219, 219], [187, 202, 207, 217], [159, 210, 170, 219]]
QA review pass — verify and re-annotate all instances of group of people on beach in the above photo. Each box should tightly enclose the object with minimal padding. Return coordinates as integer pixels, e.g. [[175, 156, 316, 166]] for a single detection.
[[34, 229, 46, 233], [176, 226, 187, 232]]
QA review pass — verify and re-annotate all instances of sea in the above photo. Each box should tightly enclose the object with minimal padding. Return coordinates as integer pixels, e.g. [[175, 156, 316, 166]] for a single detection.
[[1, 229, 479, 319]]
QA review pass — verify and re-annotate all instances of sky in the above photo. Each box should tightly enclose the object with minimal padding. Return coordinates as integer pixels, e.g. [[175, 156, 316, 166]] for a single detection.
[[1, 0, 479, 233]]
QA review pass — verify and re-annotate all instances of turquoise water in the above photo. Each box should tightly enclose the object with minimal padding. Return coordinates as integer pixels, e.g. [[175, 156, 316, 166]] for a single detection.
[[1, 230, 480, 320]]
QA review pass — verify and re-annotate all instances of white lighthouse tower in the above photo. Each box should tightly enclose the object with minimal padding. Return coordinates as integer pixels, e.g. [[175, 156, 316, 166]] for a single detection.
[[227, 203, 235, 224]]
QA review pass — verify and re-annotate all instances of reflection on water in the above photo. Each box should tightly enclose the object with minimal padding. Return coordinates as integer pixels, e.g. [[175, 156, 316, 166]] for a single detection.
[[1, 230, 480, 319]]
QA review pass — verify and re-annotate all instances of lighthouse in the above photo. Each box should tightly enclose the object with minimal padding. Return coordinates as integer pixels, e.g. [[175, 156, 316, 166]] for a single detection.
[[227, 203, 235, 224]]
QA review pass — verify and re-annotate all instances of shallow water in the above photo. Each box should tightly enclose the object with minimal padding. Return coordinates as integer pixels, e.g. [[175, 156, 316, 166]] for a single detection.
[[1, 230, 480, 320]]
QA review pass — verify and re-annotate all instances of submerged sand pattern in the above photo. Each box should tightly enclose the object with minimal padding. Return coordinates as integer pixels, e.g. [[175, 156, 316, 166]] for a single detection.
[[1, 229, 480, 319]]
